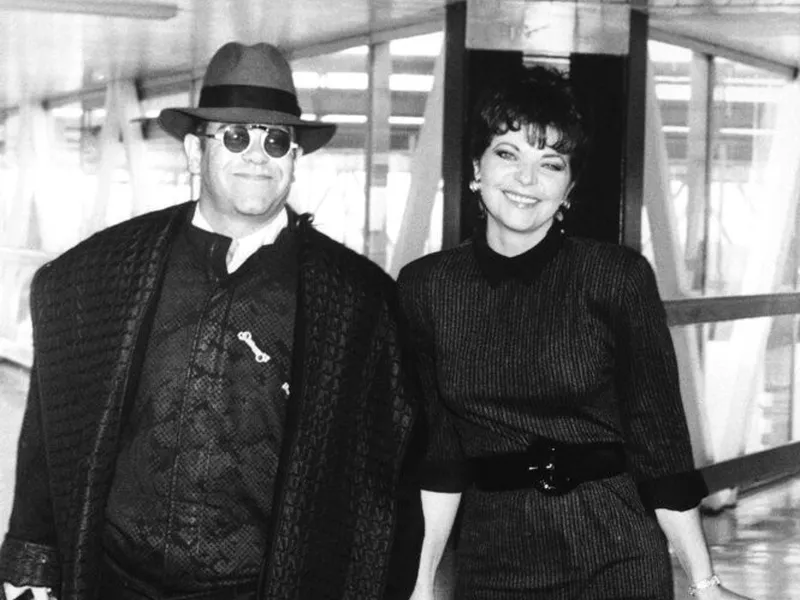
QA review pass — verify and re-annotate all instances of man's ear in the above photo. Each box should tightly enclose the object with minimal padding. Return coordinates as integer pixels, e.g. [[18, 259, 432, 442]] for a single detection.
[[183, 134, 202, 174]]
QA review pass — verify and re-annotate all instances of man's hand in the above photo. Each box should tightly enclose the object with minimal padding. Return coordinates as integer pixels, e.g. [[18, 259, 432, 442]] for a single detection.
[[2, 583, 55, 600]]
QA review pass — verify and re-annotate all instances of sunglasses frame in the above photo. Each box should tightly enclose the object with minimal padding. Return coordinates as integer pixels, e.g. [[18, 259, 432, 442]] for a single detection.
[[197, 124, 298, 158]]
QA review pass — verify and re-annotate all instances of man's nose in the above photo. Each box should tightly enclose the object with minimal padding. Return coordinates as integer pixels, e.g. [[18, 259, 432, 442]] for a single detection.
[[243, 136, 269, 162]]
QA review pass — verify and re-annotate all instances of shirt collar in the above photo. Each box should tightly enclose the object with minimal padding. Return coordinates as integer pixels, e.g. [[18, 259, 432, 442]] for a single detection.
[[191, 203, 289, 273]]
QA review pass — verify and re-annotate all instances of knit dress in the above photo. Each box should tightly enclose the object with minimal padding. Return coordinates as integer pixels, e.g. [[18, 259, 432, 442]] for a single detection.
[[396, 224, 707, 600]]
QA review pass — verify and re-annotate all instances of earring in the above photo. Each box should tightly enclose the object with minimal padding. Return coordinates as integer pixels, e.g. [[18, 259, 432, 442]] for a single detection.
[[469, 178, 480, 193], [554, 199, 571, 223]]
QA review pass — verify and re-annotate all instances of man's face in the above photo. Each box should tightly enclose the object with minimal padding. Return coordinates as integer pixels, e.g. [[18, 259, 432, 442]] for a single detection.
[[185, 121, 301, 236]]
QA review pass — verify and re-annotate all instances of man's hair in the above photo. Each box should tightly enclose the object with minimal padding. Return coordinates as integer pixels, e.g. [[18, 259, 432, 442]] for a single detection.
[[470, 65, 591, 181]]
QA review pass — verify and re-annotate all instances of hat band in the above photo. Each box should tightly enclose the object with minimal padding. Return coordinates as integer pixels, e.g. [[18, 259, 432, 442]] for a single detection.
[[199, 85, 301, 116]]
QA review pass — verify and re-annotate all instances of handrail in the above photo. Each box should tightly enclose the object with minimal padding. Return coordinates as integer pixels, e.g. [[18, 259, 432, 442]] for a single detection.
[[701, 441, 800, 495], [665, 293, 800, 326]]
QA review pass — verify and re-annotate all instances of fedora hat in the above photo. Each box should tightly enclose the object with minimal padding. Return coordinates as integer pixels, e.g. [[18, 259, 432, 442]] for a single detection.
[[159, 42, 336, 154]]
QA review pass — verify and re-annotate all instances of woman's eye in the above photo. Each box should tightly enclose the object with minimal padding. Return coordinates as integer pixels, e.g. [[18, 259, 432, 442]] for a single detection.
[[495, 149, 515, 160], [543, 162, 565, 172]]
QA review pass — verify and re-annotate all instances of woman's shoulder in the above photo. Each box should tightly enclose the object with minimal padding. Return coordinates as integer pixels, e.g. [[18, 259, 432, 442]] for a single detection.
[[564, 235, 650, 272], [396, 241, 474, 286], [562, 236, 657, 300]]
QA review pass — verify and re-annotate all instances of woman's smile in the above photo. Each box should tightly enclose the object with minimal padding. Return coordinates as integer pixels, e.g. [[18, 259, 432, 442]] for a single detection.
[[504, 190, 540, 207]]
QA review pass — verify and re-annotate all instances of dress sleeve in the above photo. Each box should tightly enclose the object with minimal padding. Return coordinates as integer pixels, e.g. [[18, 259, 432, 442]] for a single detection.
[[397, 265, 470, 492], [614, 255, 708, 511]]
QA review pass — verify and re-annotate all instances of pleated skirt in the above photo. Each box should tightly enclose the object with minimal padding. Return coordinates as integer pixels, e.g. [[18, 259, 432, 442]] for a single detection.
[[453, 474, 673, 600]]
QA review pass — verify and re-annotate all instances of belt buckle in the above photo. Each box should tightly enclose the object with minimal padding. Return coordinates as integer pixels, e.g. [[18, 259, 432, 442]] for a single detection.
[[526, 440, 575, 496]]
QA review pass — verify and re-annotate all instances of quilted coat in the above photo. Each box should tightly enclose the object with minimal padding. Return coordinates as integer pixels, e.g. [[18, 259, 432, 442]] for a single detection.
[[0, 201, 422, 600]]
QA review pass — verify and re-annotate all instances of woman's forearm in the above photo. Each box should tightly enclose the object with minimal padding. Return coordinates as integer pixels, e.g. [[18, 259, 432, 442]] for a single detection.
[[654, 505, 714, 583], [414, 490, 462, 588]]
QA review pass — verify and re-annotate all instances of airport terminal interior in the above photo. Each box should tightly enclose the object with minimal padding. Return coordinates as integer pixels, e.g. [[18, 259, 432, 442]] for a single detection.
[[1, 0, 800, 598]]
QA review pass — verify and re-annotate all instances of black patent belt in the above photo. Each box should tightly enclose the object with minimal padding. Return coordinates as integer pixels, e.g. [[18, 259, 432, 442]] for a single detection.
[[470, 436, 626, 495]]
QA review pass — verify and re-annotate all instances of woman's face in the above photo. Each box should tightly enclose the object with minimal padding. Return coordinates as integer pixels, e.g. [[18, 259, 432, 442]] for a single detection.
[[475, 125, 574, 252]]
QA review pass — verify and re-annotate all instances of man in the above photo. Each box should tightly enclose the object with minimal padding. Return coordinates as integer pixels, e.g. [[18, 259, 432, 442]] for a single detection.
[[0, 42, 421, 600]]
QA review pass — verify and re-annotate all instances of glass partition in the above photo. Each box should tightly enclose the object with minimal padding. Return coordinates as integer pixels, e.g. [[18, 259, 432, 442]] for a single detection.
[[650, 38, 799, 470], [670, 314, 799, 459], [290, 31, 444, 268], [647, 40, 796, 300]]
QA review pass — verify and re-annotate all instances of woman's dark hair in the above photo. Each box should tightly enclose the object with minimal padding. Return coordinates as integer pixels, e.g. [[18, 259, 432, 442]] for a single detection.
[[470, 64, 591, 181]]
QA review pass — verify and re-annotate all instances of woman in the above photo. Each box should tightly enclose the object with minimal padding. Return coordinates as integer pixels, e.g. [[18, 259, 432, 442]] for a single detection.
[[397, 65, 752, 600]]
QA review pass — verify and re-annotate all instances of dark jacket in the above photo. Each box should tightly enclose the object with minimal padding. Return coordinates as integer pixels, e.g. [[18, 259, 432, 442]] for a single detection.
[[0, 201, 422, 600]]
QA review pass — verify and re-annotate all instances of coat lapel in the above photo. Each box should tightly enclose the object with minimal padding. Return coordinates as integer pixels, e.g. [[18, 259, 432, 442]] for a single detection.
[[34, 202, 190, 599], [261, 219, 416, 599]]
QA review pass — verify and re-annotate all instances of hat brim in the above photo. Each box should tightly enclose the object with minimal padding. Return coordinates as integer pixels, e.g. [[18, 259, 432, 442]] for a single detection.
[[158, 107, 337, 154]]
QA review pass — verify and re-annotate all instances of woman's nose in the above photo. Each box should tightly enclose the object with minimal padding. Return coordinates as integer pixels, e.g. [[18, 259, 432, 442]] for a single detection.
[[516, 163, 536, 185]]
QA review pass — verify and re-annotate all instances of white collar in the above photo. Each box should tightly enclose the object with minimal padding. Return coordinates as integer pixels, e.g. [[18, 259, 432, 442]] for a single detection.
[[192, 204, 289, 273]]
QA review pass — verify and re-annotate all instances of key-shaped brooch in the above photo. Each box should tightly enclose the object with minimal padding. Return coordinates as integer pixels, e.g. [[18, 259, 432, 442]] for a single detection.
[[237, 331, 271, 363]]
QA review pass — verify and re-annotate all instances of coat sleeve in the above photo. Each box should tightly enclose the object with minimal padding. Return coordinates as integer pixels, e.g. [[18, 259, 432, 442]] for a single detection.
[[397, 265, 470, 493], [0, 361, 61, 588], [614, 255, 707, 511], [381, 288, 424, 600]]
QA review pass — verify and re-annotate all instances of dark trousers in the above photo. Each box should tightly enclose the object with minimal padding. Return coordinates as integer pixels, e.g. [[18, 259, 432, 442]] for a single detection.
[[99, 556, 258, 600]]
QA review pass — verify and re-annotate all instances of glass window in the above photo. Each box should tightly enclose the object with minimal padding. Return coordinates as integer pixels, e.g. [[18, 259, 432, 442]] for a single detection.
[[289, 31, 444, 270], [645, 41, 696, 298], [647, 41, 794, 299], [0, 115, 19, 238], [290, 47, 370, 252], [672, 315, 798, 458], [385, 32, 444, 270], [707, 59, 788, 296], [649, 40, 800, 465], [141, 90, 194, 212]]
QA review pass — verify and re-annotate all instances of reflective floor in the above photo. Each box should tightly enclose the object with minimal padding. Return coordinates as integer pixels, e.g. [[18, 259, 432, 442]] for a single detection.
[[673, 477, 800, 599], [1, 361, 799, 598]]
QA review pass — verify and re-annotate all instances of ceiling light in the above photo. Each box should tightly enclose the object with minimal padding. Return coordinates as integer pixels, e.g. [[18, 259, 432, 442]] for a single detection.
[[0, 0, 178, 20]]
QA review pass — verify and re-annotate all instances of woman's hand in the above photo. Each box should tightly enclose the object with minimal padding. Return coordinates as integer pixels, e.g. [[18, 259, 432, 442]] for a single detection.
[[691, 584, 753, 600]]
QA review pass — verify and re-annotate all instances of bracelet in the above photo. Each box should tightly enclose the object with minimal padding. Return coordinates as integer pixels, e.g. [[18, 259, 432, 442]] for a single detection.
[[688, 574, 722, 596]]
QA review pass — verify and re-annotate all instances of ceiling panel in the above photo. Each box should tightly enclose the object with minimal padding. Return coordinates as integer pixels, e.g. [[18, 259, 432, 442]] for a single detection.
[[0, 0, 451, 110], [0, 0, 799, 115], [650, 11, 800, 69]]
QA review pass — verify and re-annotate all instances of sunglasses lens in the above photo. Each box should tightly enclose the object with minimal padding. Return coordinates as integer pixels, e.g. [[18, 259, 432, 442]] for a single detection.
[[262, 128, 291, 158], [222, 125, 250, 153]]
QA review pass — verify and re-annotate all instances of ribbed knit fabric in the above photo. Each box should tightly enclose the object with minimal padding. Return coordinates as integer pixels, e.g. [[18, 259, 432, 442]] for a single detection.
[[104, 220, 297, 593], [397, 224, 706, 599]]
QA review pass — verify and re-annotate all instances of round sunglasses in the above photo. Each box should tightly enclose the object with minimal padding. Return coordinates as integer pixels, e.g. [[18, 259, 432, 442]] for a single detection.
[[198, 124, 297, 158]]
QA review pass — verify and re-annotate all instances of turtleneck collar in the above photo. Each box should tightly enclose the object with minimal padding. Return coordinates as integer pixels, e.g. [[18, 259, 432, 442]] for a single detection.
[[472, 222, 564, 287]]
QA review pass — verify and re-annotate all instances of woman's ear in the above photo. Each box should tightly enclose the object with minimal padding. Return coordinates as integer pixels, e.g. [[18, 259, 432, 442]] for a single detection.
[[473, 160, 481, 182], [565, 181, 576, 200]]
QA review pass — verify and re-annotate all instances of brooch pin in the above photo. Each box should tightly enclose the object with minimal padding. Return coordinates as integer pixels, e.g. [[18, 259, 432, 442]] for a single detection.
[[237, 331, 270, 363]]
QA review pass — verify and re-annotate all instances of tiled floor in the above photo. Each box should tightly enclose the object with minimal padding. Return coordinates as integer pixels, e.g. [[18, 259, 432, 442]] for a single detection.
[[0, 361, 798, 598]]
